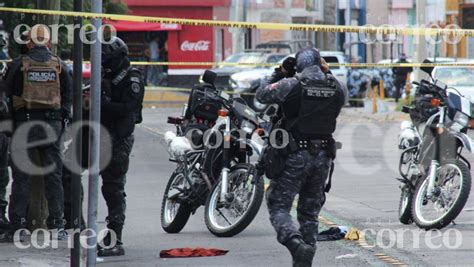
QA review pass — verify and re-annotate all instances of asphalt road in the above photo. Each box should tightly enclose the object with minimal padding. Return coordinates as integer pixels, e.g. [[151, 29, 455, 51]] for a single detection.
[[0, 107, 473, 266]]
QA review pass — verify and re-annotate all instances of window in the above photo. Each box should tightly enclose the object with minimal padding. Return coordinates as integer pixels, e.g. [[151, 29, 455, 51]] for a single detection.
[[306, 0, 320, 11]]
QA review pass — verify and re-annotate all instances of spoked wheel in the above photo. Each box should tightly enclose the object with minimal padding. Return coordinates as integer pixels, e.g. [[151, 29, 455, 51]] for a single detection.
[[161, 170, 192, 233], [204, 163, 264, 237], [398, 185, 413, 224], [412, 159, 471, 230]]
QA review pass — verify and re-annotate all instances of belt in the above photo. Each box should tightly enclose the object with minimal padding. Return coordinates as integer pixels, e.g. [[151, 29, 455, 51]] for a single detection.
[[14, 110, 63, 121], [297, 139, 332, 150]]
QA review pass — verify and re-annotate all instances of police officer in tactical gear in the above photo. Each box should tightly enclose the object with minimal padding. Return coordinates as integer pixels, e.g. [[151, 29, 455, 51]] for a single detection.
[[90, 36, 144, 257], [1, 24, 72, 241], [257, 48, 344, 267], [0, 56, 10, 232]]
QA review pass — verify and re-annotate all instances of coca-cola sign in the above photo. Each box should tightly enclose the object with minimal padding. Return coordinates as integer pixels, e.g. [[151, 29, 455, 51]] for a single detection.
[[180, 40, 211, 51]]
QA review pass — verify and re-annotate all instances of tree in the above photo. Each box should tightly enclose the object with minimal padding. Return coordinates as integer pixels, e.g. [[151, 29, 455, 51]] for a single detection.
[[0, 0, 128, 58]]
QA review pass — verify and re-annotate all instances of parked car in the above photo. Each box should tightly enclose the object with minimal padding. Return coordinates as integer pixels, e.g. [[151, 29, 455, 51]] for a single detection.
[[432, 63, 474, 103], [320, 51, 349, 87], [210, 51, 288, 89], [255, 40, 314, 54], [230, 53, 349, 112]]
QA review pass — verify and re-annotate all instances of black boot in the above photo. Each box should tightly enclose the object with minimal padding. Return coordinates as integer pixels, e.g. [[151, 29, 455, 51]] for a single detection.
[[97, 228, 125, 257], [284, 237, 316, 267], [0, 206, 9, 230]]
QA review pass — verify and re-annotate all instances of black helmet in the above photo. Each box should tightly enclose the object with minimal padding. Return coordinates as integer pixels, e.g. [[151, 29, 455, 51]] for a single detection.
[[102, 37, 129, 74], [295, 47, 321, 73], [102, 36, 128, 62]]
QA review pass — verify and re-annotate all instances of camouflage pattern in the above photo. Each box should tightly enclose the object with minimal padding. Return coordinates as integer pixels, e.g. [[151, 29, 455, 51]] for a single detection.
[[256, 71, 300, 104], [0, 133, 8, 211], [8, 120, 65, 230], [266, 149, 331, 247], [100, 134, 134, 229]]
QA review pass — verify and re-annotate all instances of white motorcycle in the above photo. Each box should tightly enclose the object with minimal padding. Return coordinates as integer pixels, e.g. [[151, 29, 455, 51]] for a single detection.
[[397, 62, 473, 230]]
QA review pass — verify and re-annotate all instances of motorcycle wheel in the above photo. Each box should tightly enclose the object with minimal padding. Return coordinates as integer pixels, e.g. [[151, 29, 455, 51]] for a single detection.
[[411, 159, 471, 230], [204, 163, 264, 237], [161, 170, 192, 233], [398, 185, 413, 224]]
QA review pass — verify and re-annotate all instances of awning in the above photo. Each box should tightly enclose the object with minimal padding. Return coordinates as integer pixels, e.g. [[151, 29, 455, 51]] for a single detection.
[[103, 20, 182, 32]]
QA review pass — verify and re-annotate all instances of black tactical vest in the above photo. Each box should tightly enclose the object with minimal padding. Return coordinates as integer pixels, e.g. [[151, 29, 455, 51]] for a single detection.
[[282, 75, 341, 139]]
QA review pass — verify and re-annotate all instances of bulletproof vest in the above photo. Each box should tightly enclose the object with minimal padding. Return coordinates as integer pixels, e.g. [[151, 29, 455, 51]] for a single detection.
[[13, 56, 61, 111], [284, 75, 341, 137]]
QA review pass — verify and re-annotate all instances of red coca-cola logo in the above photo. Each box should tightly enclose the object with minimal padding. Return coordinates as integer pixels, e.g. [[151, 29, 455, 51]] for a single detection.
[[180, 40, 211, 51]]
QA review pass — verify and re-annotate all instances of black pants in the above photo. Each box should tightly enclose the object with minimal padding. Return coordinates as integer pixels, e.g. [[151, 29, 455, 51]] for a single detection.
[[394, 76, 407, 103], [100, 134, 134, 230], [9, 120, 64, 230], [0, 133, 9, 211]]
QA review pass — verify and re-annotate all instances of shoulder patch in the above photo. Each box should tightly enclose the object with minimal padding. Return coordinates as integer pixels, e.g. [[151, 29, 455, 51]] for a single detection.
[[130, 77, 141, 83], [131, 82, 141, 94]]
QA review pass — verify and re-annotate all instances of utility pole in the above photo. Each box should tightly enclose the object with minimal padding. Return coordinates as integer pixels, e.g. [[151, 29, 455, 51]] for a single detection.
[[414, 0, 428, 81], [336, 0, 340, 51], [231, 0, 245, 53], [243, 0, 249, 49], [71, 0, 83, 266], [346, 0, 352, 61], [87, 0, 102, 265]]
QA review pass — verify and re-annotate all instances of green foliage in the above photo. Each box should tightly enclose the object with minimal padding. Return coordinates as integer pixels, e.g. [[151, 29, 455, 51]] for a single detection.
[[0, 0, 128, 58]]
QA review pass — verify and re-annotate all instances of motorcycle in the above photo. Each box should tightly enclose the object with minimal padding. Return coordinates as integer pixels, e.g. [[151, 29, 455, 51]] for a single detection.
[[397, 60, 474, 230], [161, 70, 268, 237]]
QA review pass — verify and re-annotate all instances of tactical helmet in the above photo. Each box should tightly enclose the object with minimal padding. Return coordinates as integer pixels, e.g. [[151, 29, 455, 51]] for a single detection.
[[295, 47, 321, 73], [102, 37, 129, 74], [102, 36, 128, 62]]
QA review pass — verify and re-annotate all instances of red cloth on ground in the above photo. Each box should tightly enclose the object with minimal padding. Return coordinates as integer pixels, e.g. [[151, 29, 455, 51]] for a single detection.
[[160, 247, 229, 258]]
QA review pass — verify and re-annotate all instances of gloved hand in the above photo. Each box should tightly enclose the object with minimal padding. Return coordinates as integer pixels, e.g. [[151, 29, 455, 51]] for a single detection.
[[281, 57, 296, 77]]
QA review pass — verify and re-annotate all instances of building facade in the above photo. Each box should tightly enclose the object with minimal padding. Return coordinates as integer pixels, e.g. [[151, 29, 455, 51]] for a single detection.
[[244, 0, 337, 51], [123, 0, 232, 79]]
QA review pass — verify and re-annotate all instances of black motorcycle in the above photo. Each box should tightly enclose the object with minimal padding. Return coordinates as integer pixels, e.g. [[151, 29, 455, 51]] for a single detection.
[[161, 71, 267, 237], [397, 60, 473, 230]]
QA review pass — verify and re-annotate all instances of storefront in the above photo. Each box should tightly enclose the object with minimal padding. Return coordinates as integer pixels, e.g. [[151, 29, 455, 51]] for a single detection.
[[120, 0, 232, 87]]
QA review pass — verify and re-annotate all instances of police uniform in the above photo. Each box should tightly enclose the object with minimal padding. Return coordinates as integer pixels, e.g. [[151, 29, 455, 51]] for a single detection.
[[4, 46, 72, 234], [98, 62, 144, 255], [257, 48, 344, 266], [0, 78, 10, 229], [0, 132, 8, 229]]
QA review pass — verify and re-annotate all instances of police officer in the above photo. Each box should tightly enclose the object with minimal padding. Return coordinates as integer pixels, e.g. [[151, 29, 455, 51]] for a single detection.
[[392, 53, 413, 103], [257, 48, 345, 267], [89, 37, 144, 257], [2, 24, 72, 241], [0, 58, 9, 232]]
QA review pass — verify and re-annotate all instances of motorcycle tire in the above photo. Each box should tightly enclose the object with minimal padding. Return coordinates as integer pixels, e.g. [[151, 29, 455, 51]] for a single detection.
[[204, 163, 264, 237], [411, 159, 471, 230], [161, 171, 192, 233], [398, 185, 413, 224]]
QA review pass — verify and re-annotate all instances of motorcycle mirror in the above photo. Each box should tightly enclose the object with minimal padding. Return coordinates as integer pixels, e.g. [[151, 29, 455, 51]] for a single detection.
[[420, 59, 434, 76], [401, 105, 411, 114], [202, 70, 217, 85], [264, 104, 278, 117]]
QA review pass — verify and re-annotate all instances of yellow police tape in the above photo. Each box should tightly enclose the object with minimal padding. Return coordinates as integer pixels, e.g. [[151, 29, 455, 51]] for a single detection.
[[145, 86, 388, 103], [1, 60, 472, 68], [130, 61, 474, 68], [1, 6, 474, 37]]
